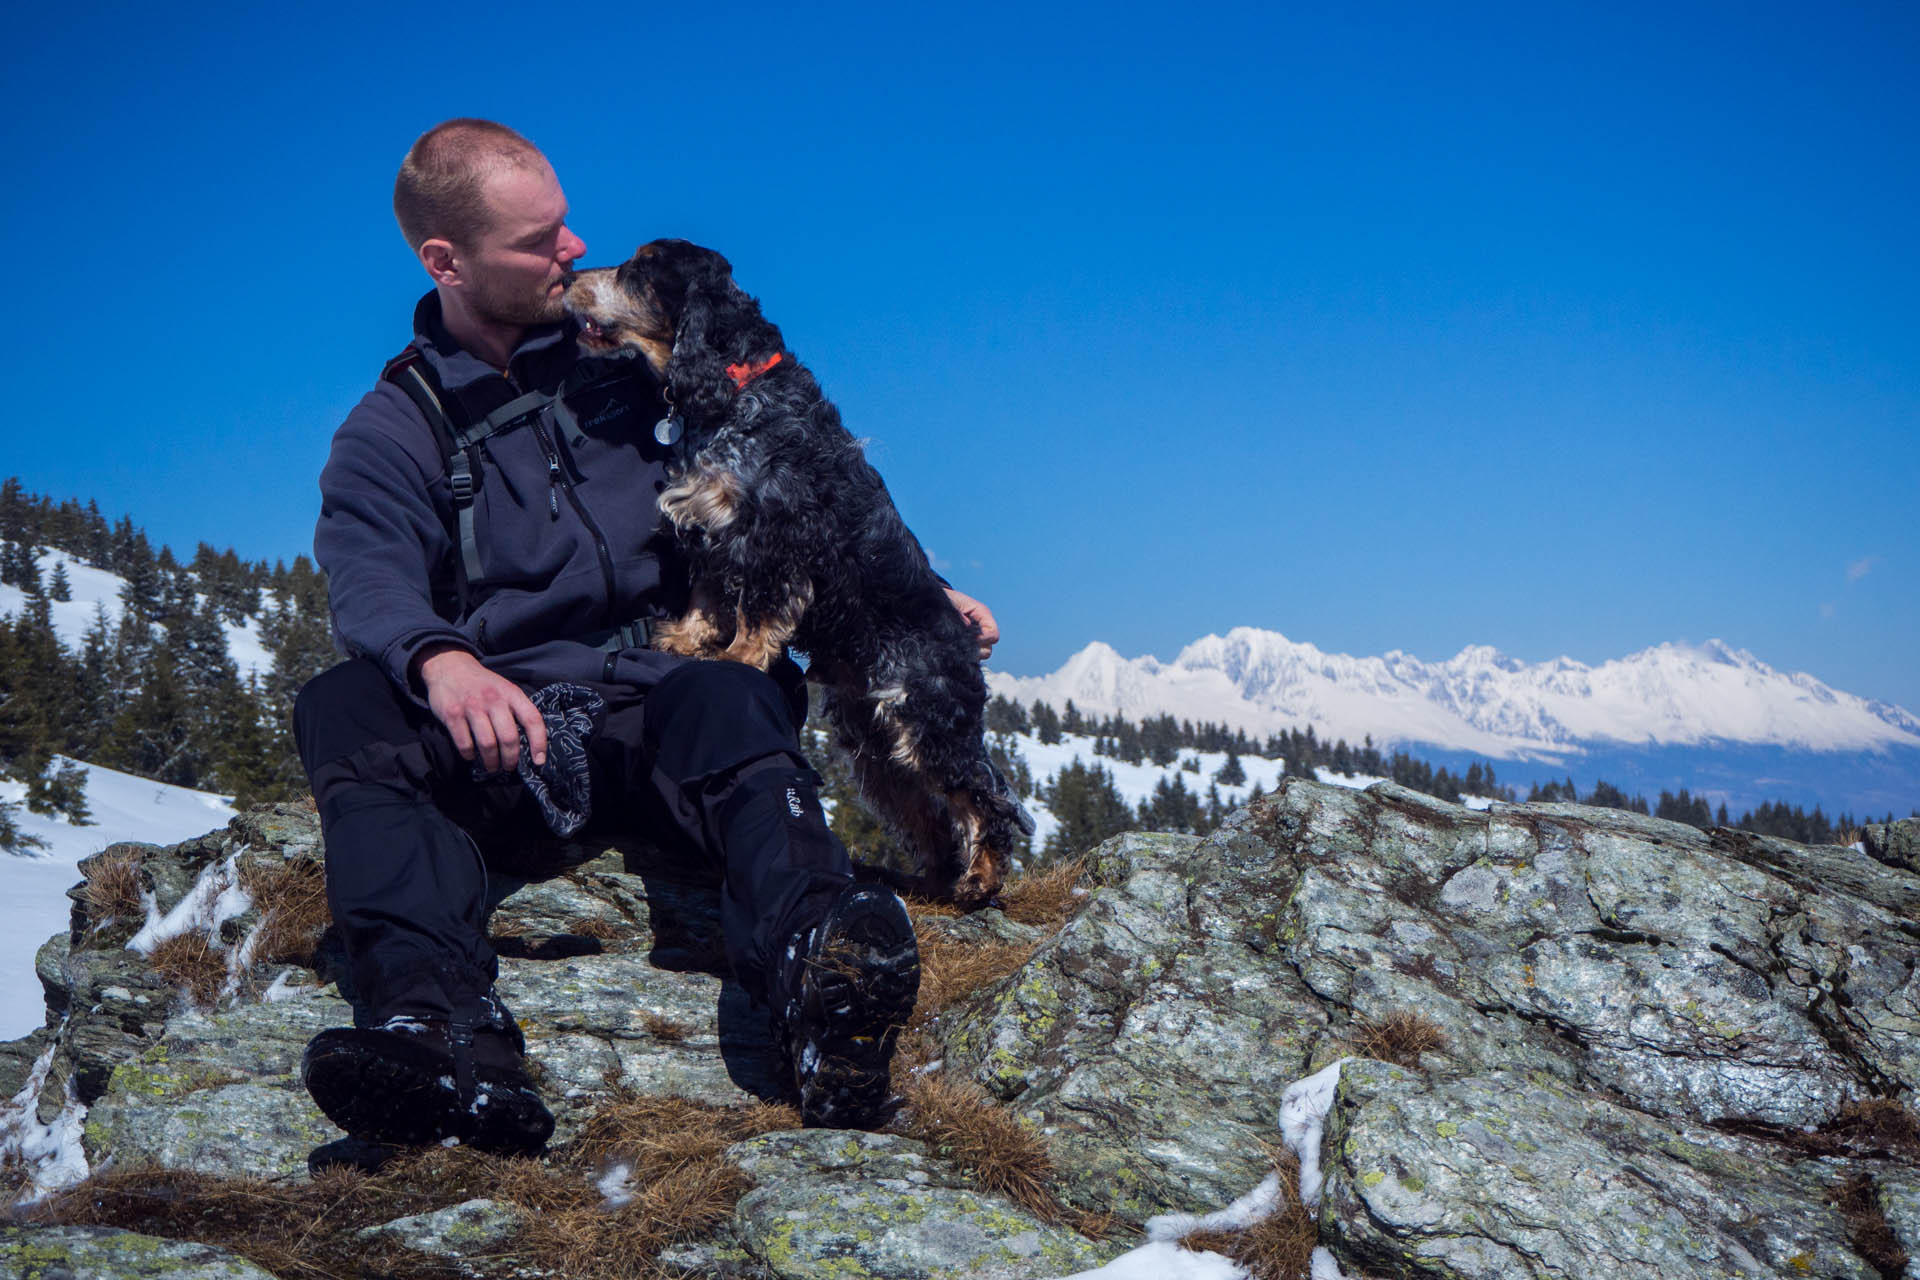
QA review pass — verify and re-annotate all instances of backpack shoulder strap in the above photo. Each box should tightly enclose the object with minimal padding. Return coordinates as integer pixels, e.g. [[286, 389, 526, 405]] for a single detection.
[[381, 346, 476, 617]]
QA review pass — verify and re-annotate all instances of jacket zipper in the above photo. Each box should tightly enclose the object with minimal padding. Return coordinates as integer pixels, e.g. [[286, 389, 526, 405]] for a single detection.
[[531, 415, 620, 631]]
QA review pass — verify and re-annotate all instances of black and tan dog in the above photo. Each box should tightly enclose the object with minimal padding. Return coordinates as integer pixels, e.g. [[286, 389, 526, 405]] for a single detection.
[[564, 240, 1031, 907]]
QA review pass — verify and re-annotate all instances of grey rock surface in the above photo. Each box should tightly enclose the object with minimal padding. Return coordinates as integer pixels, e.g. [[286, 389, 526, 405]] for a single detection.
[[1865, 818, 1920, 876], [0, 1225, 278, 1279], [717, 1129, 1116, 1280], [357, 1197, 526, 1274], [4, 782, 1917, 1278], [1322, 1059, 1871, 1279]]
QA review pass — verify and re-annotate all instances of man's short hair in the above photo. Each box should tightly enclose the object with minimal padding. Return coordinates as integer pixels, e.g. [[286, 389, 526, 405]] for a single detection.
[[393, 119, 546, 252]]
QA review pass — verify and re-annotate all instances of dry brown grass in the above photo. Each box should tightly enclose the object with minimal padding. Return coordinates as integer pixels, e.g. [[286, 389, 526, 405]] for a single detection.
[[1352, 1009, 1448, 1069], [642, 1013, 691, 1042], [1179, 1146, 1319, 1280], [566, 915, 622, 940], [239, 858, 331, 966], [894, 1072, 1060, 1223], [1831, 1173, 1910, 1279], [23, 1092, 803, 1280], [80, 848, 146, 926], [914, 934, 1035, 1019], [997, 858, 1089, 929], [1826, 1098, 1920, 1159], [521, 1089, 799, 1278], [146, 930, 228, 1008]]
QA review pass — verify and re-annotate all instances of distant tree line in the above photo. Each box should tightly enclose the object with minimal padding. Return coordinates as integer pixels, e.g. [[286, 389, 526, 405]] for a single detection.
[[1521, 776, 1893, 846], [992, 694, 1910, 862], [0, 479, 338, 848]]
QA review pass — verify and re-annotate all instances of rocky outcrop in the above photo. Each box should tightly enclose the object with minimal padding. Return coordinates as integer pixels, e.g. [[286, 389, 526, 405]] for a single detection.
[[3, 785, 1918, 1279]]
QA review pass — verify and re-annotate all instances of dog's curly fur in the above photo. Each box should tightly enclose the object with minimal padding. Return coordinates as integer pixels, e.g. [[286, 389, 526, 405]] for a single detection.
[[564, 240, 1029, 907]]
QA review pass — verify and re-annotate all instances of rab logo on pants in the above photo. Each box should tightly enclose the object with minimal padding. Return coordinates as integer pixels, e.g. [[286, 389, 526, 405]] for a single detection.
[[786, 788, 804, 818]]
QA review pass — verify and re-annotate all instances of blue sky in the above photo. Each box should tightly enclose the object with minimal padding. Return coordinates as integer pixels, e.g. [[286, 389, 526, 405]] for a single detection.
[[4, 1, 1915, 710]]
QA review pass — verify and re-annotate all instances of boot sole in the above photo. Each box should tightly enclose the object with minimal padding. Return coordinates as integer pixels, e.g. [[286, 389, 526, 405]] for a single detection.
[[794, 900, 921, 1129]]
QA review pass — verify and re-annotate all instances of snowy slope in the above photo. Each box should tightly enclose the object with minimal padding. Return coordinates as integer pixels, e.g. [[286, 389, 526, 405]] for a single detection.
[[0, 761, 236, 1040], [0, 546, 273, 682], [998, 729, 1416, 855], [989, 628, 1920, 758]]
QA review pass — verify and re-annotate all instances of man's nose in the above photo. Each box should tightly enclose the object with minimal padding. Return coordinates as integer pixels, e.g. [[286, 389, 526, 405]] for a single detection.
[[559, 226, 587, 264]]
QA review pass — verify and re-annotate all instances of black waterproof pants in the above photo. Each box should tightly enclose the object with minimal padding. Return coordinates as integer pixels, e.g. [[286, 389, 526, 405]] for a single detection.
[[293, 658, 854, 1027]]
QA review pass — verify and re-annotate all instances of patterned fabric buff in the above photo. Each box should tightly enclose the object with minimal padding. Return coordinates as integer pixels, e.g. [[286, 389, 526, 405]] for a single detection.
[[472, 683, 605, 836]]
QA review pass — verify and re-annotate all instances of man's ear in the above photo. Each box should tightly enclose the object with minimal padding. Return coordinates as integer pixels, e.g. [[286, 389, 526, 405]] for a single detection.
[[419, 238, 460, 286]]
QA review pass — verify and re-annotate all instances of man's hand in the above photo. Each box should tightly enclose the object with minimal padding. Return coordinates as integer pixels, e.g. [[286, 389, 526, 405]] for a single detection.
[[414, 645, 548, 773], [944, 588, 1000, 661]]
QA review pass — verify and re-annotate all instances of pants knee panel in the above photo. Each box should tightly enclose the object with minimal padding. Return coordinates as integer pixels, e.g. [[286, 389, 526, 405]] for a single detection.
[[643, 661, 803, 782]]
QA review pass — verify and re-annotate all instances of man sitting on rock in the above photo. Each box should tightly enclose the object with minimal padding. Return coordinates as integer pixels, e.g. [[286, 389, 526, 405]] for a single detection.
[[294, 118, 997, 1163]]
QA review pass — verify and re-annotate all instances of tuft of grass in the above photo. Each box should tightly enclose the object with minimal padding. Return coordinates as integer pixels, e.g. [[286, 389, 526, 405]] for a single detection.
[[1352, 1009, 1448, 1069], [894, 1072, 1060, 1223], [23, 1093, 803, 1280], [997, 859, 1089, 930], [566, 915, 622, 940], [80, 849, 146, 926], [524, 1088, 799, 1278], [1826, 1098, 1920, 1159], [239, 858, 331, 966], [913, 933, 1034, 1019], [1179, 1146, 1319, 1280], [146, 930, 228, 1009], [642, 1013, 690, 1042], [1831, 1173, 1910, 1280]]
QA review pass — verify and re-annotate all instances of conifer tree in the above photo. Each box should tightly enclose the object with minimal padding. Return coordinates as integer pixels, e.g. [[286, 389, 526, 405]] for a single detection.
[[0, 797, 43, 854], [1040, 760, 1131, 860], [212, 676, 292, 807], [99, 650, 203, 787], [1215, 749, 1246, 786], [1031, 701, 1062, 746], [47, 559, 71, 602]]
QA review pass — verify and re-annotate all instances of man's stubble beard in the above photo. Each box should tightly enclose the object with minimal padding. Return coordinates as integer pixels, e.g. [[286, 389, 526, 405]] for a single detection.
[[466, 268, 566, 330]]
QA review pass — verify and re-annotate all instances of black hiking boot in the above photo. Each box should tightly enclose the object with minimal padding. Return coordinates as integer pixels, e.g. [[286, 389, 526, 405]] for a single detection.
[[301, 1004, 554, 1156], [774, 883, 921, 1129]]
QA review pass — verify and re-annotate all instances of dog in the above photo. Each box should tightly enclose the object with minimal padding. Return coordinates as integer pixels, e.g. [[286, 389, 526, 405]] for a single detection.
[[563, 239, 1031, 907]]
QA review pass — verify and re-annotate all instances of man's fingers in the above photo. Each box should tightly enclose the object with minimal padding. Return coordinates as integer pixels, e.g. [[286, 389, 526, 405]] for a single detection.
[[513, 692, 549, 767], [485, 703, 526, 773]]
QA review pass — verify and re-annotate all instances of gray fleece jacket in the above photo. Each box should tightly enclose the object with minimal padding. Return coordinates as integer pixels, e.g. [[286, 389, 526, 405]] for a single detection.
[[315, 293, 693, 699]]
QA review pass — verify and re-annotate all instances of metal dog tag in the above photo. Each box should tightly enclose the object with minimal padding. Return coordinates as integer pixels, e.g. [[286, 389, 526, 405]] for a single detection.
[[654, 416, 683, 446]]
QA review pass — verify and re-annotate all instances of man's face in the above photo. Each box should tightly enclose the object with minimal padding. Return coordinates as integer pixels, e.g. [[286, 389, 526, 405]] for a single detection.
[[459, 162, 587, 328]]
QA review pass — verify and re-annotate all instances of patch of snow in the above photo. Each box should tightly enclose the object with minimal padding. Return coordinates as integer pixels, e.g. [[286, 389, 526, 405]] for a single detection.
[[1314, 767, 1388, 792], [597, 1161, 635, 1209], [0, 1030, 91, 1203], [1145, 1172, 1281, 1242], [127, 853, 251, 956], [261, 969, 318, 1002], [1311, 1248, 1353, 1279], [1050, 1239, 1248, 1280], [1280, 1058, 1347, 1209]]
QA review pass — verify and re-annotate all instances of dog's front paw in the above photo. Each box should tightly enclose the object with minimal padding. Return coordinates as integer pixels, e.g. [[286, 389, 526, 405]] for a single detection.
[[653, 612, 727, 658]]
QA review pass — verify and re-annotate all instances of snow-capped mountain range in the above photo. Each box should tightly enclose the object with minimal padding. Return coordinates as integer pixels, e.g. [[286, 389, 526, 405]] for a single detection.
[[987, 628, 1920, 760]]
